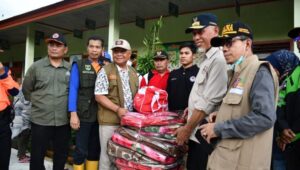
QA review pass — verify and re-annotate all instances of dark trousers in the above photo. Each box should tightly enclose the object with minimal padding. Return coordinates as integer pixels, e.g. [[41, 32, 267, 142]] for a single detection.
[[0, 108, 12, 170], [187, 140, 209, 170], [73, 121, 100, 165], [30, 123, 70, 170], [17, 128, 31, 158], [284, 140, 300, 170]]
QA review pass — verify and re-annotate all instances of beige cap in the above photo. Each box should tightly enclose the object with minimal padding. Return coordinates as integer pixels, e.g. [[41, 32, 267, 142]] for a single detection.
[[111, 39, 131, 50]]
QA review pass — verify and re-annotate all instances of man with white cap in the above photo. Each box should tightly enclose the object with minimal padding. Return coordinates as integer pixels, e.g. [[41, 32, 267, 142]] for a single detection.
[[94, 39, 139, 170]]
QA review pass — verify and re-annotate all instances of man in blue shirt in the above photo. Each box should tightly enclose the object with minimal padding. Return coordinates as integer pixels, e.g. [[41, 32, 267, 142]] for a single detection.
[[68, 36, 103, 170]]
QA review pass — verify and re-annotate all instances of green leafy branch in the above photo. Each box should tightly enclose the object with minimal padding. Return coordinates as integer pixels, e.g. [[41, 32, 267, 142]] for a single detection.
[[137, 16, 163, 75]]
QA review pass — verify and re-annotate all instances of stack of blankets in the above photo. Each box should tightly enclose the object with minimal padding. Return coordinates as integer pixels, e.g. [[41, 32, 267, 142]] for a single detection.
[[107, 111, 187, 170]]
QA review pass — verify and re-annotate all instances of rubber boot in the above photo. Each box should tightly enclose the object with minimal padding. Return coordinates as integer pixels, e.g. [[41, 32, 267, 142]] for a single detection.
[[85, 160, 99, 170], [73, 163, 84, 170]]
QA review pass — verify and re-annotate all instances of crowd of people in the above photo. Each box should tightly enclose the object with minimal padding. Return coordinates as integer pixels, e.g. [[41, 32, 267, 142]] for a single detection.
[[0, 12, 300, 170]]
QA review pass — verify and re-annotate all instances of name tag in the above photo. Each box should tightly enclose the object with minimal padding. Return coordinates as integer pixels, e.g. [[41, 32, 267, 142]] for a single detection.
[[229, 88, 243, 95]]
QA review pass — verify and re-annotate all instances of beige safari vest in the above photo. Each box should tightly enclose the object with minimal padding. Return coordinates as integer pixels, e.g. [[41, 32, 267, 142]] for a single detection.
[[97, 63, 138, 125], [207, 55, 279, 170]]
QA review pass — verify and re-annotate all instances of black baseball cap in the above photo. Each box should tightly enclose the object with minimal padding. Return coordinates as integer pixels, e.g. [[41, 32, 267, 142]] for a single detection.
[[288, 27, 300, 41], [45, 33, 67, 46], [153, 50, 169, 59], [185, 13, 218, 33], [211, 21, 253, 47]]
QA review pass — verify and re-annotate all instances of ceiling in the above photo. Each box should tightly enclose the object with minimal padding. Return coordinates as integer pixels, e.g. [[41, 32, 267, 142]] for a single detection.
[[0, 0, 274, 47]]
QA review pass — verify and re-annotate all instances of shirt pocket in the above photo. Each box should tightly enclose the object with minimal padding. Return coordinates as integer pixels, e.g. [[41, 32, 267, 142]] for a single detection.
[[195, 72, 206, 96], [35, 75, 50, 90], [57, 70, 70, 85]]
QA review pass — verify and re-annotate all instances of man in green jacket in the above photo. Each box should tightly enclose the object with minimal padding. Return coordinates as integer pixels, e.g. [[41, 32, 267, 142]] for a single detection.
[[23, 33, 71, 170]]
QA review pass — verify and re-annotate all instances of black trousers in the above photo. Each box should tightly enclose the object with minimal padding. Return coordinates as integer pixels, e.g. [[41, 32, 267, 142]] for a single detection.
[[73, 121, 100, 164], [0, 108, 12, 170], [30, 122, 70, 170], [284, 140, 300, 170], [17, 128, 31, 158], [187, 140, 209, 170]]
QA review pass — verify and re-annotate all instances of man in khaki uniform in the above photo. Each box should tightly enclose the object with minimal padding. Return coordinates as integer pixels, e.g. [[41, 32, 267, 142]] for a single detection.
[[200, 21, 279, 170], [175, 13, 228, 170]]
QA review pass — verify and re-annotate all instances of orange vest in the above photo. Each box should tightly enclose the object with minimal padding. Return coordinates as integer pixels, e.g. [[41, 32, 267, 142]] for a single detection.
[[0, 73, 19, 111]]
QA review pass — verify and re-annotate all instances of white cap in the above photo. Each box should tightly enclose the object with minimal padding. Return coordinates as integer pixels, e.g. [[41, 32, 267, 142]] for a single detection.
[[111, 39, 131, 50]]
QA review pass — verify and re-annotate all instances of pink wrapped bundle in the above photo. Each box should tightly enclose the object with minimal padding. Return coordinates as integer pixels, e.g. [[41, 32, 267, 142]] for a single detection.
[[107, 140, 160, 165], [115, 158, 184, 170], [116, 127, 186, 157], [142, 124, 181, 134], [121, 112, 185, 128], [111, 132, 176, 164], [138, 131, 175, 140]]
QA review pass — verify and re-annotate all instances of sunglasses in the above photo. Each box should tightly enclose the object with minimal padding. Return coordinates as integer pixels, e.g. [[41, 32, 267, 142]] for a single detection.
[[224, 36, 248, 48]]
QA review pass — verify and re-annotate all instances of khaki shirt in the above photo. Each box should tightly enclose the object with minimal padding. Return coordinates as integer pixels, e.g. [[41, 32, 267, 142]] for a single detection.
[[23, 57, 70, 126], [188, 47, 228, 142]]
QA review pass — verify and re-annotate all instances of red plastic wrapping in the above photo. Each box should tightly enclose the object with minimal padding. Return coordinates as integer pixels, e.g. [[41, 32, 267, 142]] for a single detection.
[[115, 158, 184, 170], [121, 112, 185, 128], [134, 86, 168, 114]]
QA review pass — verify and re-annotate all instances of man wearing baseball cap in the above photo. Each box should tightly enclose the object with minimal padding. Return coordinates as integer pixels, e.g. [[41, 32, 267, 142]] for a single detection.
[[94, 39, 138, 170], [175, 13, 228, 170], [139, 50, 170, 90], [23, 33, 71, 170], [288, 27, 300, 53], [200, 21, 279, 169]]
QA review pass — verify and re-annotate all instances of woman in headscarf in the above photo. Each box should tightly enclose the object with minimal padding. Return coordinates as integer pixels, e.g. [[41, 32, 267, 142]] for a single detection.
[[266, 49, 300, 170]]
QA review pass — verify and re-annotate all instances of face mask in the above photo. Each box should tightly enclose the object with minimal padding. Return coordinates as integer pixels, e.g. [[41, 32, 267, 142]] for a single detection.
[[231, 56, 245, 71]]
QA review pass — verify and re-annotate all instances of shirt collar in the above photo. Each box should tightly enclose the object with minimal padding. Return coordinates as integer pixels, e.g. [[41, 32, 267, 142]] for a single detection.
[[180, 65, 197, 71], [44, 56, 69, 69], [205, 47, 219, 59], [152, 69, 170, 75], [116, 64, 128, 72]]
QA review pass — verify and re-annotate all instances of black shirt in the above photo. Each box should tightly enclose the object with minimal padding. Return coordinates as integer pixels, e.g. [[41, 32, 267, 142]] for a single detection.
[[166, 65, 199, 111]]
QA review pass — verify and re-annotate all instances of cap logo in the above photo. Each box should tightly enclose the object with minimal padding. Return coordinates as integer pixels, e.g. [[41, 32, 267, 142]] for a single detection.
[[222, 24, 237, 36], [238, 28, 250, 34], [157, 51, 162, 56], [192, 17, 200, 27], [116, 40, 123, 45], [52, 33, 59, 38]]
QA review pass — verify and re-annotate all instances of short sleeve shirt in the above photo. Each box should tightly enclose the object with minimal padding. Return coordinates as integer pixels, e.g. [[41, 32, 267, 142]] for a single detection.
[[95, 65, 133, 111]]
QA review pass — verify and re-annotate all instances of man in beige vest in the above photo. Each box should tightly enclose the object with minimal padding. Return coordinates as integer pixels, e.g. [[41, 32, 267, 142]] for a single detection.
[[94, 39, 139, 170], [199, 21, 279, 170]]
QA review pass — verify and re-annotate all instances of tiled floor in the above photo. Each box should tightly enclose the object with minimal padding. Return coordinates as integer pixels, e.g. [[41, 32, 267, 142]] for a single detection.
[[9, 149, 72, 170]]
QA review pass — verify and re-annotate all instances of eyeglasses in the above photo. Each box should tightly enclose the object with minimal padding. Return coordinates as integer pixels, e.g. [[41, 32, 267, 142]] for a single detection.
[[224, 37, 247, 48]]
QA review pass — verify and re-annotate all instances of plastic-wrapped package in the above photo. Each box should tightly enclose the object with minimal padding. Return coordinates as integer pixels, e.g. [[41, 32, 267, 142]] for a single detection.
[[111, 130, 176, 164], [115, 158, 184, 170], [142, 124, 181, 134], [134, 86, 168, 114], [115, 127, 187, 157], [107, 140, 160, 165], [121, 112, 185, 128]]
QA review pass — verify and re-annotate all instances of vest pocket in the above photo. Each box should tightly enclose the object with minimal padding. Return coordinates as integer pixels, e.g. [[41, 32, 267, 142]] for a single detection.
[[212, 139, 243, 169], [108, 80, 118, 97], [77, 97, 91, 119], [223, 93, 243, 105]]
